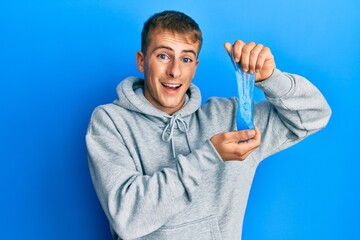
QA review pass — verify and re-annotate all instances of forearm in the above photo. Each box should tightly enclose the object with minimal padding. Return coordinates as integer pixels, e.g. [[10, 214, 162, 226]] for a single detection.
[[257, 69, 331, 134], [252, 69, 331, 160]]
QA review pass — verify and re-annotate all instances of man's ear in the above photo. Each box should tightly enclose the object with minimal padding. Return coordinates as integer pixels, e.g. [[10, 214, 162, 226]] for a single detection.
[[195, 59, 200, 68], [136, 51, 145, 72]]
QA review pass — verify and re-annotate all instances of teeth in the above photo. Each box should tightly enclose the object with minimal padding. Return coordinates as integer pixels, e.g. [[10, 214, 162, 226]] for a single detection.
[[163, 83, 181, 88]]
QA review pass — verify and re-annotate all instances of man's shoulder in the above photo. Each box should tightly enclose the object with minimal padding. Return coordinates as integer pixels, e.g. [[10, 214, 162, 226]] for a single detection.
[[199, 97, 237, 114], [90, 102, 130, 121], [92, 102, 120, 113], [202, 96, 237, 108]]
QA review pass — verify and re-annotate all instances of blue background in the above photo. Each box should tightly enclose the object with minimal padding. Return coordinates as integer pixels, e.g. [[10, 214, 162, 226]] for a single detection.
[[1, 0, 359, 239]]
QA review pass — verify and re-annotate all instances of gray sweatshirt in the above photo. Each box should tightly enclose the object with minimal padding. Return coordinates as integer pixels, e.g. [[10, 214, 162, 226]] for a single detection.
[[86, 69, 331, 240]]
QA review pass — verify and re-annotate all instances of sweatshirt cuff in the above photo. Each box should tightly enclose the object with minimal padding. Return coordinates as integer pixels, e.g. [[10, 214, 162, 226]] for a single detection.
[[190, 139, 224, 169], [255, 68, 293, 99]]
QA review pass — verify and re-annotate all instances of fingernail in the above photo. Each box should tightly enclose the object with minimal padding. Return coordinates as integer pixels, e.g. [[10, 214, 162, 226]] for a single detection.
[[235, 58, 239, 62], [249, 130, 255, 137]]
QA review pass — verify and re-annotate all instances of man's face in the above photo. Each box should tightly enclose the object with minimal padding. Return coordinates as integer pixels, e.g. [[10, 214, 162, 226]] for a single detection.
[[136, 29, 200, 115]]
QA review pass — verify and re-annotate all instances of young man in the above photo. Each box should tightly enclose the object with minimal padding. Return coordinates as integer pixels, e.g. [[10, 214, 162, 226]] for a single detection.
[[86, 11, 331, 240]]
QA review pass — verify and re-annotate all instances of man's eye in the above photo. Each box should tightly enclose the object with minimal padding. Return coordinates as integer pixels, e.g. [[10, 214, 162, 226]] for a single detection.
[[158, 54, 168, 60], [182, 58, 192, 63]]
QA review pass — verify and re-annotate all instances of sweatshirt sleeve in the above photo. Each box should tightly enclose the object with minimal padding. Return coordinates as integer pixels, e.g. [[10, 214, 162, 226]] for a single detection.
[[251, 68, 332, 162], [85, 107, 224, 239]]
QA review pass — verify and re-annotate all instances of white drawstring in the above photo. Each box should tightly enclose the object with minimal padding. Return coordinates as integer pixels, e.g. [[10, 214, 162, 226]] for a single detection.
[[161, 114, 192, 158]]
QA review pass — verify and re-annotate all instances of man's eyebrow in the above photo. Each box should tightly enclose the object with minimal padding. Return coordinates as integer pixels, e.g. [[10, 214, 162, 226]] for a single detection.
[[153, 45, 197, 57], [182, 49, 197, 57], [152, 45, 173, 53]]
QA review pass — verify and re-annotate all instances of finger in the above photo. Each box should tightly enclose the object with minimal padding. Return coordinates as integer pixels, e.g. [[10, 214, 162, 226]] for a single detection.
[[233, 40, 246, 63], [222, 130, 255, 143], [248, 43, 264, 74], [255, 46, 271, 73], [237, 148, 255, 161], [235, 126, 261, 154], [237, 134, 260, 152], [252, 126, 261, 142], [240, 41, 256, 72], [227, 136, 260, 160], [224, 42, 232, 56]]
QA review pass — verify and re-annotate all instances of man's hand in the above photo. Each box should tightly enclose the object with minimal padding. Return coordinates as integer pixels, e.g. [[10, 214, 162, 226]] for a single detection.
[[210, 126, 261, 161], [224, 40, 275, 82]]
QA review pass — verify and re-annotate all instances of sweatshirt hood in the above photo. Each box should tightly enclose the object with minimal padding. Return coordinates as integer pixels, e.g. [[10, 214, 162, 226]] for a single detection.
[[113, 77, 202, 118], [113, 77, 202, 158]]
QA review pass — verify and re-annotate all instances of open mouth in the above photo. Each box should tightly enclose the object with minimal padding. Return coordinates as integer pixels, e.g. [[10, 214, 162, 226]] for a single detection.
[[161, 83, 182, 90]]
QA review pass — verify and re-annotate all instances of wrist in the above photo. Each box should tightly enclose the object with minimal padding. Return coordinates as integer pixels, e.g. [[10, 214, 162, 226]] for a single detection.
[[255, 69, 293, 99], [256, 67, 275, 82]]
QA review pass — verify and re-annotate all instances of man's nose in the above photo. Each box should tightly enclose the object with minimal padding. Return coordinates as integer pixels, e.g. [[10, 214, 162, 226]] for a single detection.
[[167, 60, 181, 79]]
